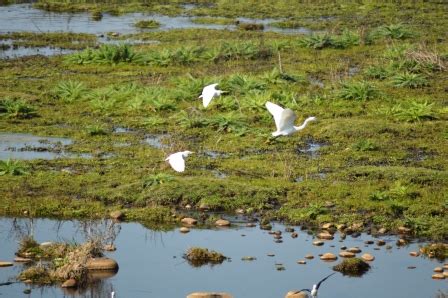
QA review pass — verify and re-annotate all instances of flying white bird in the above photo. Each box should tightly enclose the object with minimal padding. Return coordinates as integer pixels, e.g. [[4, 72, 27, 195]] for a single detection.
[[294, 273, 335, 297], [199, 83, 226, 108], [265, 101, 316, 137], [165, 151, 194, 172]]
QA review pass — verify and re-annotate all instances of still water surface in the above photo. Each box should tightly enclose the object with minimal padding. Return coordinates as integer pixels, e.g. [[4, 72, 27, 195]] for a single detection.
[[0, 217, 446, 298]]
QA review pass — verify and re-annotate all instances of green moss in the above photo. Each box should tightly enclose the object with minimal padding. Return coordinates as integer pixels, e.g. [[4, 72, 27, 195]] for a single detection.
[[134, 20, 161, 29], [192, 17, 236, 25], [184, 247, 227, 267]]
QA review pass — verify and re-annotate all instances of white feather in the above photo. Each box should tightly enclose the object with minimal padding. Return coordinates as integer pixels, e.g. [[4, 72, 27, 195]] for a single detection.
[[165, 151, 193, 172], [199, 83, 222, 108], [265, 101, 316, 137]]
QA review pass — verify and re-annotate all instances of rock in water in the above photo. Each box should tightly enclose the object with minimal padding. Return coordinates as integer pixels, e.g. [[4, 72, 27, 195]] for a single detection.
[[285, 290, 308, 298], [215, 219, 231, 227], [181, 217, 198, 225], [187, 292, 233, 298], [61, 278, 77, 288], [320, 253, 338, 261], [86, 258, 119, 271]]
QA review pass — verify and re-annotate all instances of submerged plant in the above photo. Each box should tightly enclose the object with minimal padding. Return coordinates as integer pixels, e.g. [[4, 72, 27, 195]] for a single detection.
[[333, 258, 370, 276], [0, 159, 28, 176]]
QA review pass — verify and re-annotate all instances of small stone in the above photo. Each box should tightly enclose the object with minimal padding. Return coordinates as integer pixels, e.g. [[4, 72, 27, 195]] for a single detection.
[[386, 245, 392, 250], [340, 246, 347, 250], [409, 251, 419, 257], [185, 204, 192, 209], [40, 242, 54, 248], [351, 232, 361, 238], [378, 228, 387, 234], [297, 260, 306, 264], [398, 226, 411, 234], [285, 291, 308, 298], [376, 240, 386, 246], [23, 210, 29, 215], [340, 233, 347, 240], [347, 247, 361, 253], [339, 251, 355, 258], [0, 261, 13, 267], [351, 222, 364, 230], [320, 253, 337, 261], [285, 227, 295, 233], [86, 258, 118, 271], [276, 265, 286, 271], [396, 239, 406, 246], [215, 219, 231, 227], [198, 203, 210, 211], [443, 264, 448, 270], [24, 279, 32, 284], [241, 256, 256, 261], [103, 244, 116, 251], [336, 224, 347, 230], [61, 278, 77, 288], [374, 247, 380, 250], [317, 232, 334, 240], [364, 240, 374, 245], [187, 292, 233, 298], [407, 266, 416, 269], [14, 257, 32, 263], [260, 224, 272, 230], [432, 274, 445, 280], [109, 210, 124, 220], [180, 227, 190, 233], [322, 223, 334, 230], [181, 217, 197, 225], [305, 254, 314, 259], [23, 289, 31, 294], [235, 208, 245, 214], [274, 239, 283, 243], [267, 253, 275, 257], [110, 32, 119, 37], [433, 267, 443, 273], [291, 232, 298, 238], [361, 253, 375, 262], [313, 240, 324, 246], [443, 272, 448, 277], [274, 230, 282, 236], [246, 223, 256, 228]]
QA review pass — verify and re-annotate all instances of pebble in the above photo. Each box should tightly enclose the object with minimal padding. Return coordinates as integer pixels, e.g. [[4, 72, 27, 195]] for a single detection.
[[409, 251, 419, 257], [347, 247, 361, 253], [339, 251, 355, 258], [291, 232, 298, 238], [285, 291, 308, 298], [376, 240, 386, 246], [235, 208, 245, 214], [274, 234, 282, 240], [0, 261, 13, 267], [86, 258, 118, 271], [340, 246, 347, 250], [386, 245, 393, 250], [297, 260, 306, 265], [305, 254, 314, 259], [274, 239, 283, 243], [180, 227, 190, 233], [396, 239, 406, 246], [313, 240, 324, 246], [109, 210, 124, 220], [317, 232, 334, 240], [23, 289, 31, 294], [187, 292, 233, 298], [274, 230, 282, 236], [378, 228, 387, 234], [432, 274, 445, 280], [14, 257, 32, 263], [336, 224, 347, 230], [373, 247, 380, 251], [398, 226, 411, 234], [61, 278, 77, 288], [241, 256, 256, 261], [322, 223, 334, 230], [181, 217, 197, 225], [351, 232, 361, 238], [103, 244, 116, 251], [285, 227, 295, 233], [433, 267, 443, 273], [407, 266, 416, 269], [246, 223, 256, 228], [320, 253, 337, 261], [361, 253, 375, 262], [267, 253, 275, 257], [364, 240, 374, 245], [215, 219, 231, 227]]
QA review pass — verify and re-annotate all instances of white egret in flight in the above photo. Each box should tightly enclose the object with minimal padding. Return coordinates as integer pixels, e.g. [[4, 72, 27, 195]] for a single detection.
[[199, 83, 226, 108], [265, 101, 316, 137], [165, 151, 194, 172], [294, 273, 335, 297]]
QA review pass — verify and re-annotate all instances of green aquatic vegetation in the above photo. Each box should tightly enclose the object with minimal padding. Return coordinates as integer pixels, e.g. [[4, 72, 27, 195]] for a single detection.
[[91, 10, 103, 21], [419, 243, 448, 261], [143, 173, 175, 187], [364, 66, 390, 80], [142, 116, 167, 128], [238, 22, 264, 31], [184, 247, 227, 267], [388, 100, 436, 122], [66, 44, 143, 65], [298, 30, 359, 50], [223, 74, 267, 95], [374, 24, 415, 40], [298, 34, 332, 50], [53, 80, 88, 102], [0, 159, 28, 176], [330, 30, 360, 49], [337, 81, 379, 101], [217, 41, 272, 61], [333, 258, 370, 276], [174, 110, 207, 129], [240, 91, 269, 112], [207, 112, 247, 133], [134, 19, 161, 29], [173, 74, 210, 101], [0, 98, 37, 119], [390, 72, 428, 88]]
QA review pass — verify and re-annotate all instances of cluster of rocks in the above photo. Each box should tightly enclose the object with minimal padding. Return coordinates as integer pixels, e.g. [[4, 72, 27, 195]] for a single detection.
[[432, 264, 448, 280]]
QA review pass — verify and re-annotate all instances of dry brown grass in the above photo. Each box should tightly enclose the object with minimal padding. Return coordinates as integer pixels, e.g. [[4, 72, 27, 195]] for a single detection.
[[405, 46, 447, 72]]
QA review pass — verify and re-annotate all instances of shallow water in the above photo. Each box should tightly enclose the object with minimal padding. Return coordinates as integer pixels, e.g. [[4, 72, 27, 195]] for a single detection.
[[0, 133, 90, 160], [0, 4, 312, 35], [0, 217, 446, 298]]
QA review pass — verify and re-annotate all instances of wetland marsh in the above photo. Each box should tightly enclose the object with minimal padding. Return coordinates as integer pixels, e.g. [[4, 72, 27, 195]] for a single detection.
[[0, 0, 447, 297]]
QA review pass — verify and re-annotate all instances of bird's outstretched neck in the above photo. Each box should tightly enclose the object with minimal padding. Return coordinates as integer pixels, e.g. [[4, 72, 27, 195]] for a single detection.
[[294, 116, 316, 132]]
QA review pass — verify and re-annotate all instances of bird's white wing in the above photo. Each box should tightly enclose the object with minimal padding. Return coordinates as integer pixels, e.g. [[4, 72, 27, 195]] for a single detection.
[[201, 84, 219, 107], [202, 92, 215, 107], [167, 153, 185, 172], [278, 108, 297, 131], [265, 101, 284, 131]]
